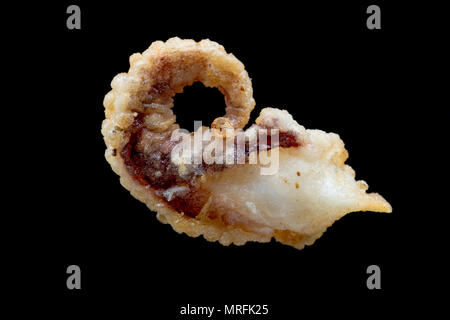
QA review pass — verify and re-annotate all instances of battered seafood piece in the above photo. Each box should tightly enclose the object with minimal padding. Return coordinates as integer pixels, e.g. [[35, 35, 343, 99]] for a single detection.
[[102, 38, 392, 250]]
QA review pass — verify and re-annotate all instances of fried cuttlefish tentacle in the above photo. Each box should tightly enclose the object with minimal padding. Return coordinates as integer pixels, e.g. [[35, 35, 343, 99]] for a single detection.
[[102, 37, 392, 250]]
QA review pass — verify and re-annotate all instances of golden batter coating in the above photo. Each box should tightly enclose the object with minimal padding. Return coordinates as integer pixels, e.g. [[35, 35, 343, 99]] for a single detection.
[[102, 38, 391, 250]]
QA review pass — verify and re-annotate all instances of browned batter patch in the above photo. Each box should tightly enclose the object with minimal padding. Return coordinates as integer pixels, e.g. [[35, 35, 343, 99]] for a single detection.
[[120, 112, 301, 218]]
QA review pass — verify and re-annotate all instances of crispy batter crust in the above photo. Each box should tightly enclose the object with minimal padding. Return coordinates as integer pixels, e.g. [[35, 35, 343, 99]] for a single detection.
[[102, 38, 391, 250]]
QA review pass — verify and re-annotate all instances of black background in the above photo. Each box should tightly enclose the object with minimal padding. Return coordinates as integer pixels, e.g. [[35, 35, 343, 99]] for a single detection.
[[11, 1, 437, 317]]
